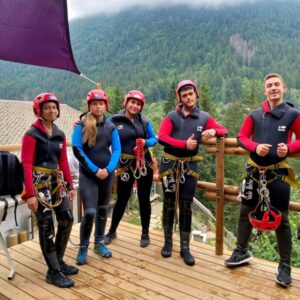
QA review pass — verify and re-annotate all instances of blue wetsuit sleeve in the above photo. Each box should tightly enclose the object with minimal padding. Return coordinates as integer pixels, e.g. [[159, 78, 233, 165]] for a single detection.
[[106, 128, 121, 173], [145, 121, 157, 147], [71, 124, 99, 174]]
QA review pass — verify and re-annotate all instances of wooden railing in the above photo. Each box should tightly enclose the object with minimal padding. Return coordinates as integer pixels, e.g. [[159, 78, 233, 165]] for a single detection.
[[153, 137, 300, 255], [2, 139, 300, 255]]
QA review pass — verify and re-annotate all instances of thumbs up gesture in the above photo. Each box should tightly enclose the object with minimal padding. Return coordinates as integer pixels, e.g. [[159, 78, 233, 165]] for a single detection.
[[186, 134, 197, 150]]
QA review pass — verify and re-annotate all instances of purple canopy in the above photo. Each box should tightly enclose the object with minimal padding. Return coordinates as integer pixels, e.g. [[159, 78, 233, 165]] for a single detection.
[[0, 0, 80, 74]]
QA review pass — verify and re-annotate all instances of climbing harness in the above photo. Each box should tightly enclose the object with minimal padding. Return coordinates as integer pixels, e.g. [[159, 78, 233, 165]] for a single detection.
[[245, 158, 300, 189], [160, 153, 202, 229], [116, 141, 152, 179], [32, 166, 68, 209], [159, 153, 202, 180]]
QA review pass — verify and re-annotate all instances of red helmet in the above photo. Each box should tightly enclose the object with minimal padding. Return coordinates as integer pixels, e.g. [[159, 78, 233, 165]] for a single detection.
[[248, 201, 282, 231], [176, 80, 199, 100], [86, 89, 110, 111], [33, 93, 60, 118], [124, 90, 145, 111]]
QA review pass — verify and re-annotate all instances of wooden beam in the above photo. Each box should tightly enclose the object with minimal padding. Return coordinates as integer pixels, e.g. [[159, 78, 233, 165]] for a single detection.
[[205, 191, 300, 212], [205, 191, 239, 203], [197, 181, 240, 195], [206, 147, 248, 155]]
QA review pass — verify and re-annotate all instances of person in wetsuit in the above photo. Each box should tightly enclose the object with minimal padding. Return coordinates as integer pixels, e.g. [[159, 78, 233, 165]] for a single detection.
[[104, 90, 157, 247], [21, 93, 78, 288], [158, 80, 227, 266], [72, 89, 121, 265], [224, 73, 300, 287]]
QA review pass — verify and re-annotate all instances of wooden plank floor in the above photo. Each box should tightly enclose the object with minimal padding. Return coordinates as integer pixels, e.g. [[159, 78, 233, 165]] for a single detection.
[[0, 221, 300, 299]]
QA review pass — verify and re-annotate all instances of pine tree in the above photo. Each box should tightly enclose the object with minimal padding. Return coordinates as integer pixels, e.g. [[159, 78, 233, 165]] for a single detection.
[[164, 82, 176, 115], [107, 85, 124, 114], [199, 81, 215, 116], [113, 86, 124, 113]]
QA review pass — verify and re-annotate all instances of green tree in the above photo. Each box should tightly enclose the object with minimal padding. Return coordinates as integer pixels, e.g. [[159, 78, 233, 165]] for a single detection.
[[106, 85, 124, 114], [164, 82, 176, 115], [199, 81, 216, 116]]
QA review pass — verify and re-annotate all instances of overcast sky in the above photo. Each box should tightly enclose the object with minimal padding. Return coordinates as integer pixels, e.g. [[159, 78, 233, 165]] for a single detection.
[[67, 0, 259, 19]]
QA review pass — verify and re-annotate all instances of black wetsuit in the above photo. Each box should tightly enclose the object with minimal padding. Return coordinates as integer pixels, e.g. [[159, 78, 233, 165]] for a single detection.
[[72, 119, 121, 245], [107, 112, 157, 235], [158, 104, 227, 241], [237, 100, 300, 265], [21, 119, 74, 271]]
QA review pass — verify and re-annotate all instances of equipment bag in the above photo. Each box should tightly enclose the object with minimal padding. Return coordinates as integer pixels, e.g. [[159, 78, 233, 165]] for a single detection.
[[0, 151, 23, 196]]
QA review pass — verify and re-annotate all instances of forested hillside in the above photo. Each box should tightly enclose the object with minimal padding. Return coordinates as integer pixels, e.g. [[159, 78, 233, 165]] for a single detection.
[[1, 0, 300, 109], [1, 0, 300, 265]]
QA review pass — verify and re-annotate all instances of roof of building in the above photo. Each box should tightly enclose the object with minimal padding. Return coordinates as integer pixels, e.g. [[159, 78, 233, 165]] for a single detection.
[[0, 100, 81, 145]]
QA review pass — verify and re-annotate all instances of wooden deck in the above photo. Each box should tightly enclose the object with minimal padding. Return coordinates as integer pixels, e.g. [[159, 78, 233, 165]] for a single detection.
[[0, 222, 300, 300]]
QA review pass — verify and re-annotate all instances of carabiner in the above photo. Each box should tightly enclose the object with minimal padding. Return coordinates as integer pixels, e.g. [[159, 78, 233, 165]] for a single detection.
[[162, 156, 171, 164], [134, 169, 141, 179], [140, 165, 147, 176], [180, 174, 186, 184]]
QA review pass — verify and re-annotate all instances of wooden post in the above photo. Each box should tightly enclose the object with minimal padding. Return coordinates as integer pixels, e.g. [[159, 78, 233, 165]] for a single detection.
[[215, 136, 225, 255]]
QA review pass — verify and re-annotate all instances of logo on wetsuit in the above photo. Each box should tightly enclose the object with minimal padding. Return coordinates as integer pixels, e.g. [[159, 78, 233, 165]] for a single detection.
[[121, 172, 130, 182], [278, 125, 286, 132]]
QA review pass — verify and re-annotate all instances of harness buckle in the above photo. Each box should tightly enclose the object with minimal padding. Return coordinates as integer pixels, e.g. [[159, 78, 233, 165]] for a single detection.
[[120, 157, 129, 164]]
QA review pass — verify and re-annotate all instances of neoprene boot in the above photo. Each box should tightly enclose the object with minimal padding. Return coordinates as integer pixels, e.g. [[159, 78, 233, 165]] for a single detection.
[[178, 201, 194, 265], [180, 231, 195, 266], [161, 196, 175, 258], [45, 252, 74, 288], [275, 211, 292, 287], [56, 209, 78, 275], [105, 231, 117, 245], [140, 229, 150, 247], [46, 269, 75, 288], [161, 226, 173, 257]]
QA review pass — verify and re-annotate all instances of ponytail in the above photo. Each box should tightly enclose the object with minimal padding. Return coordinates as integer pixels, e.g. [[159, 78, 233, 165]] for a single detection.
[[82, 112, 97, 147]]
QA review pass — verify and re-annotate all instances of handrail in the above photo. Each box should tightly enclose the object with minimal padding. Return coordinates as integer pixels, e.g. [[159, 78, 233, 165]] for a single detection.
[[2, 139, 300, 255], [192, 197, 236, 248], [0, 141, 73, 152]]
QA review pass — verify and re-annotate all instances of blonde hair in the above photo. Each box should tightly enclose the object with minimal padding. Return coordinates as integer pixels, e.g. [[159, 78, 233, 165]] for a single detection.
[[264, 73, 284, 84], [82, 112, 97, 147]]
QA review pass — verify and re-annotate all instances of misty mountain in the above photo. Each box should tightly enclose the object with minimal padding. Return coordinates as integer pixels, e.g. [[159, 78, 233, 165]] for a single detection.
[[1, 1, 300, 108]]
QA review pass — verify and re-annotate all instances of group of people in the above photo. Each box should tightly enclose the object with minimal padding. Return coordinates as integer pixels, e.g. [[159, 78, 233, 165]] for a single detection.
[[20, 73, 300, 289]]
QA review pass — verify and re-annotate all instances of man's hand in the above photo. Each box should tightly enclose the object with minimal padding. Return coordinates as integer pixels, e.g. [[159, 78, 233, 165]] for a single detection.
[[186, 134, 197, 150], [256, 144, 272, 156], [277, 143, 288, 157], [27, 196, 38, 213], [201, 129, 216, 139]]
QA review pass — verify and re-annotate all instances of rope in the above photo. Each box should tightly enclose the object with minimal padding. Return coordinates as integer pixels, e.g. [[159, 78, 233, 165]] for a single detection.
[[33, 169, 67, 209], [79, 73, 98, 86], [133, 139, 147, 179]]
